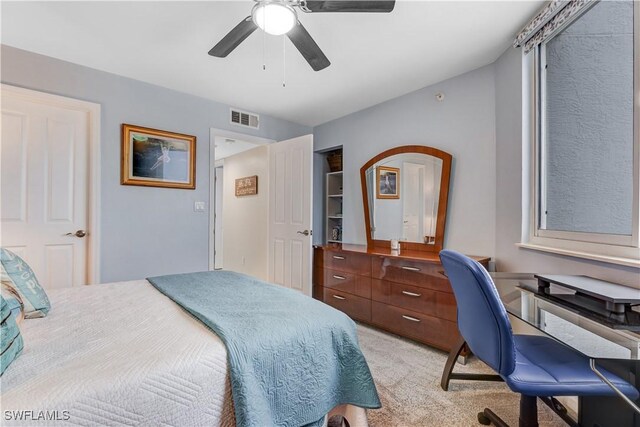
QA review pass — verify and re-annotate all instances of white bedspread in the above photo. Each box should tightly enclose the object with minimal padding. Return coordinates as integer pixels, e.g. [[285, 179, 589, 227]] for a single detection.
[[1, 280, 235, 426], [0, 280, 368, 427]]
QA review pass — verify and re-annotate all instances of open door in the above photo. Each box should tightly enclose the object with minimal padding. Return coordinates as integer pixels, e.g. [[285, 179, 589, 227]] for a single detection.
[[268, 134, 313, 296]]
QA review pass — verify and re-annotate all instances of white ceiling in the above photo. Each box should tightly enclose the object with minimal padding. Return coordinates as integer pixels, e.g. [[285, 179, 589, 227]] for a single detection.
[[214, 136, 261, 159], [1, 1, 543, 127]]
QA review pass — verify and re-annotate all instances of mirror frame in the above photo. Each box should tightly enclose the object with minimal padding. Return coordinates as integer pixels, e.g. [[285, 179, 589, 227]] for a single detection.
[[360, 145, 452, 253]]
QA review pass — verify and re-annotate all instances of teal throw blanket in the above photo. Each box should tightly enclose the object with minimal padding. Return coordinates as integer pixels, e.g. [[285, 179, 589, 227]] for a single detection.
[[147, 271, 380, 427]]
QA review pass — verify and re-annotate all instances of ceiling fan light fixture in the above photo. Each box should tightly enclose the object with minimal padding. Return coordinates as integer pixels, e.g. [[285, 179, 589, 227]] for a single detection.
[[252, 2, 297, 36]]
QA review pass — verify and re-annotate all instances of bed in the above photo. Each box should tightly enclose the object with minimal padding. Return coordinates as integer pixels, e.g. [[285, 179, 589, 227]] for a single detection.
[[1, 275, 377, 426]]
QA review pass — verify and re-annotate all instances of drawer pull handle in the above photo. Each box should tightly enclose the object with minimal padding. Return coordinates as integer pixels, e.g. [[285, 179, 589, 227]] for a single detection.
[[402, 290, 422, 297], [401, 266, 421, 272], [333, 275, 346, 280], [333, 256, 346, 260], [333, 295, 346, 300], [402, 315, 421, 322]]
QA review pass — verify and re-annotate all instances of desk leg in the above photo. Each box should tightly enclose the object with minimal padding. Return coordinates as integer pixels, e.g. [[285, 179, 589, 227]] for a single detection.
[[440, 336, 503, 391], [580, 359, 640, 427], [589, 359, 640, 415], [539, 397, 578, 427]]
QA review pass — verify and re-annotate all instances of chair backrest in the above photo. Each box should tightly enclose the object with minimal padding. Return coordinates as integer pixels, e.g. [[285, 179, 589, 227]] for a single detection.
[[439, 250, 516, 377]]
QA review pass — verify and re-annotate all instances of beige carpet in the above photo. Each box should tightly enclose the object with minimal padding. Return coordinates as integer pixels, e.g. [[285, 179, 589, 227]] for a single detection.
[[355, 323, 567, 427]]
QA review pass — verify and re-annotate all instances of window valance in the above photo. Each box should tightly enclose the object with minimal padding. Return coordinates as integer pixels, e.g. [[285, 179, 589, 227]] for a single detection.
[[514, 0, 595, 53]]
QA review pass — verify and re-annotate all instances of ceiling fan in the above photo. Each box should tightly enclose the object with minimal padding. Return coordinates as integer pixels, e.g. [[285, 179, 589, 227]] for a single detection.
[[208, 1, 396, 71]]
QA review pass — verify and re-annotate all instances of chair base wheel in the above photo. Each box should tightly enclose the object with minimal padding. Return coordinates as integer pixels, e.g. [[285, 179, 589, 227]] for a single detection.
[[478, 412, 491, 425]]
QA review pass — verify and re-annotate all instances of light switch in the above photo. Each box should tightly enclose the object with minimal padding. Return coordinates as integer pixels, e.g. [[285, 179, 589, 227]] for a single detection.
[[194, 201, 206, 212]]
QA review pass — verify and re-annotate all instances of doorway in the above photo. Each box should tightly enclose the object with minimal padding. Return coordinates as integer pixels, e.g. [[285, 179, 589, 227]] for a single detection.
[[213, 165, 224, 269], [209, 129, 274, 271], [402, 162, 425, 242], [209, 129, 314, 295]]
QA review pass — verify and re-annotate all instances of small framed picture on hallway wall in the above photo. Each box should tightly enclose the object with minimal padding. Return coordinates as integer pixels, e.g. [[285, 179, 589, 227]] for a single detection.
[[121, 124, 196, 189]]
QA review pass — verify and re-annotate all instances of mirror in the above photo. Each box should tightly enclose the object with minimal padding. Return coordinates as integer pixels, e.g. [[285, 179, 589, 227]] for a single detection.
[[360, 145, 452, 252]]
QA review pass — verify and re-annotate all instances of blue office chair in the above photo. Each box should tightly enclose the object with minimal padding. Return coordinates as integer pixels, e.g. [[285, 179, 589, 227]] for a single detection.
[[439, 250, 639, 427]]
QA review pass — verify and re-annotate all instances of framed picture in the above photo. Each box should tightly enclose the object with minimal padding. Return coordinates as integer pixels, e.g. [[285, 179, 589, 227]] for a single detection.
[[377, 166, 400, 199], [235, 175, 258, 197], [121, 124, 196, 189]]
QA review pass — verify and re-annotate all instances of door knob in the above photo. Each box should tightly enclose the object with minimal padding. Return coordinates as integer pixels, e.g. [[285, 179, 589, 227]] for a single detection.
[[296, 230, 312, 236], [65, 230, 87, 238]]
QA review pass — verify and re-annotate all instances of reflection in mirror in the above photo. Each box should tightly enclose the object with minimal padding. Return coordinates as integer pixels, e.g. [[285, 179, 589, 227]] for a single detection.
[[365, 153, 443, 244]]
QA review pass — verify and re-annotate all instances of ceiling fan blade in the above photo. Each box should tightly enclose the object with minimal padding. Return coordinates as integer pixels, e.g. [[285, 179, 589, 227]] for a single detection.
[[287, 21, 331, 71], [208, 17, 257, 58], [302, 1, 395, 13]]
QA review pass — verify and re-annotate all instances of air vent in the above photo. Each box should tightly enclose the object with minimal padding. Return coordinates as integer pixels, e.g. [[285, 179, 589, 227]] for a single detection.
[[230, 109, 259, 129]]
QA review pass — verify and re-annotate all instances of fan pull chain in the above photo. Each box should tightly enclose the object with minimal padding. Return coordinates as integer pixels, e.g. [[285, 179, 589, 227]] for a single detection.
[[262, 10, 266, 70], [262, 30, 266, 70], [282, 36, 286, 87]]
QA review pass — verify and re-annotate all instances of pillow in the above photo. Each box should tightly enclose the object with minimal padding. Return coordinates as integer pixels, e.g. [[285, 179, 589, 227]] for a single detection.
[[1, 282, 24, 325], [0, 249, 50, 318], [1, 295, 24, 376]]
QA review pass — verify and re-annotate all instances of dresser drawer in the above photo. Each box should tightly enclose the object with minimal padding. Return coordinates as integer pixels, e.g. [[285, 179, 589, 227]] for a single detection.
[[371, 280, 457, 321], [323, 288, 371, 322], [371, 301, 460, 351], [372, 257, 451, 293], [324, 269, 371, 299], [323, 251, 371, 276]]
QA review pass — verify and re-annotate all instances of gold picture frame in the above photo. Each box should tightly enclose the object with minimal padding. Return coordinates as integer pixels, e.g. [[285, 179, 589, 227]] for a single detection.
[[121, 124, 196, 189], [376, 166, 400, 199]]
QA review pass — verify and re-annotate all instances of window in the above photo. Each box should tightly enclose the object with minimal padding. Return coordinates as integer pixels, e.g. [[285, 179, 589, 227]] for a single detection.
[[525, 0, 640, 265]]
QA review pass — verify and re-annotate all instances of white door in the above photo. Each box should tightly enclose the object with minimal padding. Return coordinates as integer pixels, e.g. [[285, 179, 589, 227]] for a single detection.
[[214, 165, 224, 269], [402, 162, 424, 242], [1, 89, 91, 289], [268, 134, 313, 295]]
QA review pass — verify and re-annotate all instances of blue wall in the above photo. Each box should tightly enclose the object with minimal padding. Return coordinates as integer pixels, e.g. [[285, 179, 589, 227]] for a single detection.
[[313, 64, 497, 258], [1, 45, 311, 283]]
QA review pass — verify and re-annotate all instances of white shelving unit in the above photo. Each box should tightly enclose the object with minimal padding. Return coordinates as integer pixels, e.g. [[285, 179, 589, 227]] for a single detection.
[[326, 171, 343, 243]]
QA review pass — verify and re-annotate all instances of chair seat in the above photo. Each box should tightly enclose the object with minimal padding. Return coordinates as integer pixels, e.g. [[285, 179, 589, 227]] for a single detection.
[[504, 335, 639, 399]]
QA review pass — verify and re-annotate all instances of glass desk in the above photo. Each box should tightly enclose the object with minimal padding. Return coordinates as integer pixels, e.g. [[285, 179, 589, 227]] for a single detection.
[[492, 273, 640, 361], [441, 273, 640, 427]]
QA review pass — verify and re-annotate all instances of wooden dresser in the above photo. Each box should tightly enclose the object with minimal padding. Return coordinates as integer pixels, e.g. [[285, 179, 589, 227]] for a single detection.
[[313, 244, 490, 352]]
